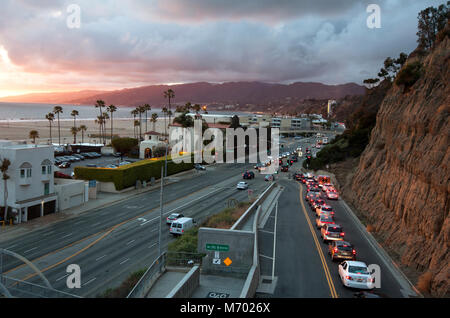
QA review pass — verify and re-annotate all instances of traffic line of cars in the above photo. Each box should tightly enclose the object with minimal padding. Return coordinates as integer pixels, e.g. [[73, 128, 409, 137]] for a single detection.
[[298, 172, 377, 291]]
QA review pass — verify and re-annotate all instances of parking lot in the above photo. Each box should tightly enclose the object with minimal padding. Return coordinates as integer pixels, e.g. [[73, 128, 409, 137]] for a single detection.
[[55, 154, 136, 175]]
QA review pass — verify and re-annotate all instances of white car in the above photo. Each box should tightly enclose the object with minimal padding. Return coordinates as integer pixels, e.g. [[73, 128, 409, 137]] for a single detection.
[[237, 182, 249, 190], [338, 261, 375, 290], [166, 213, 184, 225]]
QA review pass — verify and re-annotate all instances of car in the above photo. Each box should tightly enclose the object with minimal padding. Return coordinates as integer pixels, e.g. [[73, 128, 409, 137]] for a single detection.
[[237, 181, 249, 190], [321, 224, 345, 242], [169, 217, 196, 236], [316, 204, 335, 217], [316, 214, 335, 229], [242, 171, 255, 179], [338, 261, 375, 290], [328, 241, 356, 261], [105, 164, 118, 169], [166, 213, 184, 225], [58, 161, 71, 169], [194, 164, 206, 170], [73, 154, 85, 160], [280, 165, 289, 172], [326, 191, 339, 200], [118, 161, 131, 166], [290, 156, 298, 162], [254, 163, 265, 170], [311, 198, 325, 210], [264, 174, 274, 181]]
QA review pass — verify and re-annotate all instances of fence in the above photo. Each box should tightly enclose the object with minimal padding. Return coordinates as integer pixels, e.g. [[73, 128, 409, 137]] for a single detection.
[[0, 275, 80, 298], [127, 253, 166, 298]]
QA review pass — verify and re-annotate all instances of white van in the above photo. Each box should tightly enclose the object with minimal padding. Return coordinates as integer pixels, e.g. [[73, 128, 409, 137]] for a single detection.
[[169, 217, 196, 236]]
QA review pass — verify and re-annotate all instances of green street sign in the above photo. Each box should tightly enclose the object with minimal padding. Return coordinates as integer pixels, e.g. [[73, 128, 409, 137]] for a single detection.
[[206, 243, 229, 251]]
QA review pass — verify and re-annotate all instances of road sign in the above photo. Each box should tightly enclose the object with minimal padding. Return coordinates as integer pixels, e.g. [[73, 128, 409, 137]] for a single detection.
[[212, 258, 221, 265], [223, 257, 232, 266], [206, 243, 229, 252]]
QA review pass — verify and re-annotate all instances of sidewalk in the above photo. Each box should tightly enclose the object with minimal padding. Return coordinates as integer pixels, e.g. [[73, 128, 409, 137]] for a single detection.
[[0, 167, 203, 242]]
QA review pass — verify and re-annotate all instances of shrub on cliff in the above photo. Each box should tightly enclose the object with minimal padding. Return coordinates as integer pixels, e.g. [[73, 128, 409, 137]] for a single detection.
[[395, 61, 423, 91]]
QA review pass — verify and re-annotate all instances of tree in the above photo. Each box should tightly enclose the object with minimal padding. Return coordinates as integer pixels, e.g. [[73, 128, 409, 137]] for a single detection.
[[173, 111, 194, 128], [0, 158, 11, 224], [53, 106, 63, 145], [45, 112, 55, 144], [143, 104, 151, 133], [150, 113, 158, 131], [70, 110, 79, 132], [131, 109, 139, 139], [111, 137, 139, 155], [95, 116, 105, 144], [417, 3, 449, 50], [29, 130, 39, 144], [363, 78, 380, 89], [137, 106, 145, 141], [79, 125, 87, 144], [162, 107, 168, 136], [163, 89, 175, 128], [229, 115, 241, 129], [106, 104, 117, 143], [95, 100, 106, 143], [70, 127, 78, 144]]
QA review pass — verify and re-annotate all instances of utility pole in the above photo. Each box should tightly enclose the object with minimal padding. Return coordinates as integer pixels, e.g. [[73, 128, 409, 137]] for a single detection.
[[158, 165, 164, 257]]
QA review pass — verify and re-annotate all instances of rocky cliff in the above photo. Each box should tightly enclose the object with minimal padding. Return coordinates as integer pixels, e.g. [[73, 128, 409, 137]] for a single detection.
[[348, 37, 449, 296]]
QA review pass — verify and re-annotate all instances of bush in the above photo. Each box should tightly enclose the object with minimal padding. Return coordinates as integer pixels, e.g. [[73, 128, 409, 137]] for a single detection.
[[111, 137, 139, 155], [74, 158, 194, 190], [395, 61, 423, 91], [99, 269, 146, 298]]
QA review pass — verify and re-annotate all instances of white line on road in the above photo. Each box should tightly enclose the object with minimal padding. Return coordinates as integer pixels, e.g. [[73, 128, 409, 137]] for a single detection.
[[148, 243, 157, 249], [43, 231, 55, 236], [126, 239, 135, 246], [56, 274, 69, 282], [119, 258, 130, 265], [91, 222, 101, 227], [5, 244, 17, 250], [24, 247, 37, 254], [83, 277, 97, 287], [61, 233, 73, 238], [96, 255, 107, 261]]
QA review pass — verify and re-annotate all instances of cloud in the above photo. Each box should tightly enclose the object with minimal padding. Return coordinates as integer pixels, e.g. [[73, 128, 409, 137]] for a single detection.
[[0, 0, 444, 96]]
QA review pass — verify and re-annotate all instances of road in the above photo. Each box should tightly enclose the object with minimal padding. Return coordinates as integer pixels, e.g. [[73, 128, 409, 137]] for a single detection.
[[0, 162, 269, 297]]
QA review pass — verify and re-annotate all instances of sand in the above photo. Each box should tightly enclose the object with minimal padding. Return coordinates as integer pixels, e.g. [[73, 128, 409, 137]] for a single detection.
[[0, 118, 172, 144]]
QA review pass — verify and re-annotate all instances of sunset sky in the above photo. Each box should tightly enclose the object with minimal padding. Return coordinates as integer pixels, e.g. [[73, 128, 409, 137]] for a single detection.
[[0, 0, 443, 97]]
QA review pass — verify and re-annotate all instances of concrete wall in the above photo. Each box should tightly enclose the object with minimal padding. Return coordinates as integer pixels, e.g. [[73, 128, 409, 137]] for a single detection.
[[198, 228, 254, 276], [54, 179, 87, 211], [166, 266, 200, 298]]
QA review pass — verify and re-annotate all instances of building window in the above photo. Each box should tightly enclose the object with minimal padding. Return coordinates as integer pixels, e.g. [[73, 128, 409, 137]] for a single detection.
[[42, 166, 46, 175], [47, 165, 52, 174], [44, 182, 50, 195], [27, 168, 32, 178], [20, 169, 25, 178]]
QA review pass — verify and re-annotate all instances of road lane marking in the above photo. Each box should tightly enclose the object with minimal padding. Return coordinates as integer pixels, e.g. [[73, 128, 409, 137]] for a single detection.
[[148, 243, 157, 249], [91, 222, 101, 227], [119, 258, 130, 265], [299, 185, 338, 298], [24, 247, 37, 254], [83, 277, 97, 287], [56, 274, 69, 282], [126, 240, 135, 246], [43, 231, 55, 236], [61, 233, 73, 238], [96, 255, 107, 261]]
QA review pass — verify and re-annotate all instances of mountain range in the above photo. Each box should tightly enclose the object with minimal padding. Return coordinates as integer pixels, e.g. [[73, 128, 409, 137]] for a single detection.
[[0, 81, 366, 107]]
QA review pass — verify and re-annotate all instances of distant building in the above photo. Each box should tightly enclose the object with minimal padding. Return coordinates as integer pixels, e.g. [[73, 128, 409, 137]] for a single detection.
[[139, 131, 166, 159], [240, 115, 310, 130], [0, 141, 57, 224]]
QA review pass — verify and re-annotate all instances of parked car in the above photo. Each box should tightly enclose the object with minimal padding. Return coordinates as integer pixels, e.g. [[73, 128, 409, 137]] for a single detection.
[[237, 181, 249, 190], [73, 154, 85, 160], [264, 174, 274, 181], [58, 162, 71, 169], [328, 241, 356, 261], [321, 224, 345, 243], [242, 171, 255, 179], [166, 213, 184, 225], [338, 261, 375, 290], [194, 164, 206, 170], [169, 217, 196, 236]]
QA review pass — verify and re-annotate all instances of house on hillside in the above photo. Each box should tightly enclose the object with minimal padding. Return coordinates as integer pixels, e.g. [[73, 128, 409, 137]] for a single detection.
[[139, 131, 166, 159]]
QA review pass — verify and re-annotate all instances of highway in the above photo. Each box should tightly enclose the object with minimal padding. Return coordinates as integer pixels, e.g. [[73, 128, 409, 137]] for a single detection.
[[0, 162, 269, 297]]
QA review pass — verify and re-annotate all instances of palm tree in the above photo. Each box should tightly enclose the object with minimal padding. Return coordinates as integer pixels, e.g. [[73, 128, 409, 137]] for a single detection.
[[95, 116, 105, 143], [143, 104, 151, 133], [45, 112, 55, 144], [95, 100, 106, 142], [137, 106, 145, 140], [29, 130, 39, 144], [134, 120, 140, 139], [150, 113, 158, 131], [53, 106, 63, 145], [162, 107, 168, 136], [0, 158, 11, 224], [106, 105, 117, 142], [70, 110, 79, 132], [102, 112, 110, 143], [70, 127, 78, 144], [131, 109, 139, 139], [164, 89, 175, 127], [79, 125, 87, 144]]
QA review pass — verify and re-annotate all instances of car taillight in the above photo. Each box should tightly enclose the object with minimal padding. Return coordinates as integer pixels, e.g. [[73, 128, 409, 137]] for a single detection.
[[352, 249, 356, 255], [181, 229, 184, 233], [325, 231, 329, 235], [340, 232, 345, 236], [345, 276, 353, 281], [333, 247, 338, 253]]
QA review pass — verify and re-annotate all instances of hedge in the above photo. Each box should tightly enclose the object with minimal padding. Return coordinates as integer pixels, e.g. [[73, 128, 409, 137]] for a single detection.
[[74, 158, 194, 191]]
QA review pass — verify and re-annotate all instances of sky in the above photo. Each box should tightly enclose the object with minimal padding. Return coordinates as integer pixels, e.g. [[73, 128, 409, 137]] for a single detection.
[[0, 0, 444, 97]]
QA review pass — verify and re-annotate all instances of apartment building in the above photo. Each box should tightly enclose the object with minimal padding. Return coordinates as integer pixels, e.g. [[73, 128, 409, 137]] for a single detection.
[[0, 141, 57, 224]]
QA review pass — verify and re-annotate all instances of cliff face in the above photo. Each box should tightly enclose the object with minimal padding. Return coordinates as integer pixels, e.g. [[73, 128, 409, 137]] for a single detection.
[[349, 38, 449, 296]]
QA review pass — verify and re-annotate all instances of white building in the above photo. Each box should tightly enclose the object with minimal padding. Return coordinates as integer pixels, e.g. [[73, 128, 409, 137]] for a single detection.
[[139, 131, 166, 159], [0, 141, 57, 224]]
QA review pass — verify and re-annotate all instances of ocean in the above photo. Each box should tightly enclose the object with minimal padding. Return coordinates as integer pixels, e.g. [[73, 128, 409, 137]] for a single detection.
[[0, 102, 249, 122]]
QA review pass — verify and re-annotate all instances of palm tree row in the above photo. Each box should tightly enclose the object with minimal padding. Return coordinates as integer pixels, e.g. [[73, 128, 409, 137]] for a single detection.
[[131, 104, 152, 141]]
